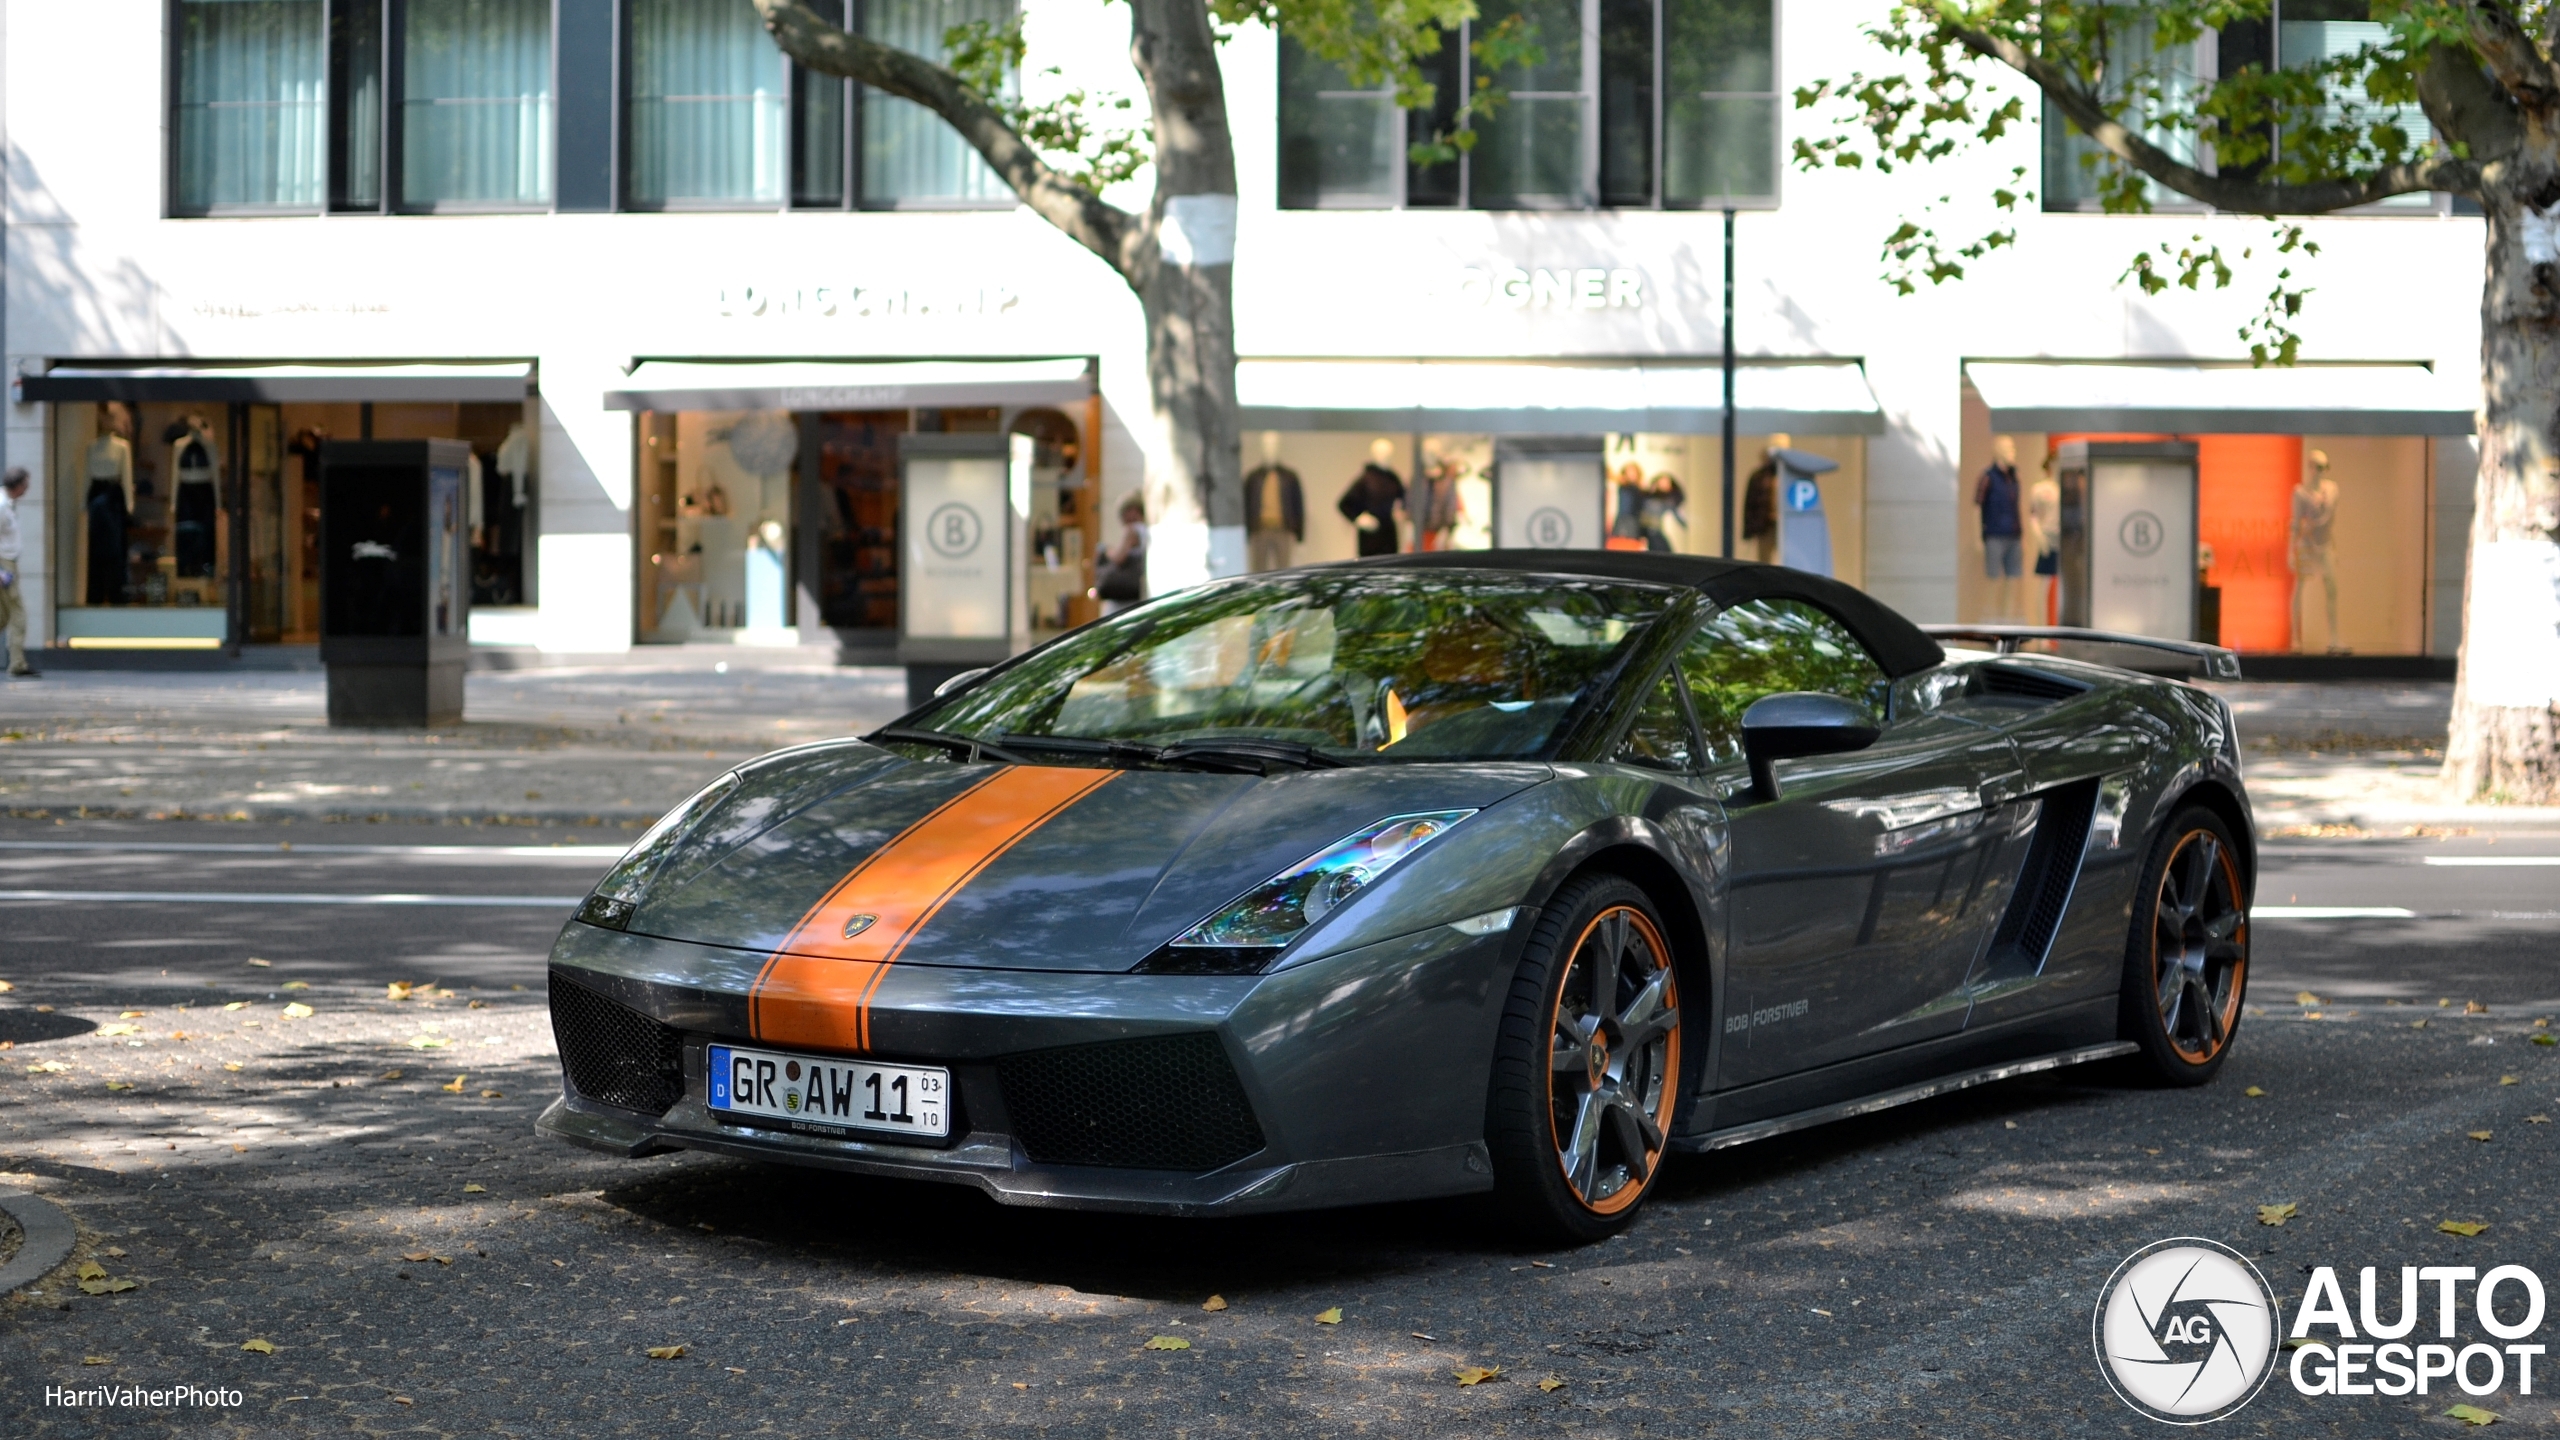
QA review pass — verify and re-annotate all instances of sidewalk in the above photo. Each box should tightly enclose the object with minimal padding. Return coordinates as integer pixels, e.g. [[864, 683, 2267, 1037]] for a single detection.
[[0, 662, 910, 825], [2203, 680, 2560, 834]]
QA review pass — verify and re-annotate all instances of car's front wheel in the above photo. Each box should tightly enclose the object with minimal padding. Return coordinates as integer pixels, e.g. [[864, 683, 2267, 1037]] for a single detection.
[[1488, 875, 1686, 1243], [2119, 805, 2249, 1085]]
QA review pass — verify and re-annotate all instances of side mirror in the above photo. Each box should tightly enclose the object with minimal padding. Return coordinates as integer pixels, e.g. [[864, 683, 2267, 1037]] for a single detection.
[[932, 666, 991, 699], [1739, 692, 1880, 804]]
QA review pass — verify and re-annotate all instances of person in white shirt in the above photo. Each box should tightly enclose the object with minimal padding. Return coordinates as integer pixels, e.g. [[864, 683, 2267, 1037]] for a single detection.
[[0, 468, 33, 676]]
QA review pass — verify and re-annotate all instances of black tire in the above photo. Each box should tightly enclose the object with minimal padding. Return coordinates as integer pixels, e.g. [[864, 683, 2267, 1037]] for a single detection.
[[2118, 805, 2250, 1086], [1487, 874, 1688, 1243]]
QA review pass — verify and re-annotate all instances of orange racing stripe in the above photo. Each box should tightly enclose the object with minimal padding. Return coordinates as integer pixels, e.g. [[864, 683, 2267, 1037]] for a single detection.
[[748, 766, 1118, 1053]]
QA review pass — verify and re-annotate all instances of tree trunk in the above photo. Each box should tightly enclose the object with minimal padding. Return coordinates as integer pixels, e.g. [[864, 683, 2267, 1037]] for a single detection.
[[2443, 191, 2560, 804], [1127, 0, 1243, 592]]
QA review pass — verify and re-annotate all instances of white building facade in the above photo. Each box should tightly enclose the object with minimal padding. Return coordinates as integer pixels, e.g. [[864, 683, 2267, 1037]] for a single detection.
[[0, 0, 2483, 666]]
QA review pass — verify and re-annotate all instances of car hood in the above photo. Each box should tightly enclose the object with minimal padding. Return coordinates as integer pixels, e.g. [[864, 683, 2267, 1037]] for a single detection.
[[626, 751, 1549, 972]]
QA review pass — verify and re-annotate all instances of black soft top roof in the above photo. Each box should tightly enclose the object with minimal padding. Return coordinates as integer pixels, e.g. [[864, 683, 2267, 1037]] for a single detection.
[[1342, 549, 1948, 678]]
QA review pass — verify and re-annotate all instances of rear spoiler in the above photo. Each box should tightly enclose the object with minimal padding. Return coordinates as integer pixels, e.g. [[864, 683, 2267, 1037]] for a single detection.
[[1920, 625, 2243, 681]]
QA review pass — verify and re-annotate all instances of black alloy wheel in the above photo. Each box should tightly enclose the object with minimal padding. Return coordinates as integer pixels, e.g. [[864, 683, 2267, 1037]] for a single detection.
[[1488, 874, 1686, 1242], [2121, 805, 2249, 1085]]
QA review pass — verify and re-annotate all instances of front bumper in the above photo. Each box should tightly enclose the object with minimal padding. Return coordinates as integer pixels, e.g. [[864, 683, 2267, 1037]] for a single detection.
[[536, 919, 1515, 1217]]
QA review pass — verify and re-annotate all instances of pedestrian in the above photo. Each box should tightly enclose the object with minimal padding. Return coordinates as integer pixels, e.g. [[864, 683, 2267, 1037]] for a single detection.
[[1092, 495, 1148, 616], [0, 467, 33, 677]]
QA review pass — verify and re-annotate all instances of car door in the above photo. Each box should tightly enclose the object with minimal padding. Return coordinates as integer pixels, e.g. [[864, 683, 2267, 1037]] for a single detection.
[[1685, 600, 2028, 1088]]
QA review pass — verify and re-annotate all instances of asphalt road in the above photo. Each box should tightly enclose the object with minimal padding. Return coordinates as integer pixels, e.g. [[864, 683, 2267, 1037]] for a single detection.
[[0, 819, 2555, 1437]]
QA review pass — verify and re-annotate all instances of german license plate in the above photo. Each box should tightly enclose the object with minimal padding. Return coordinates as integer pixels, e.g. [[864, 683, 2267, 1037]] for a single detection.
[[706, 1044, 949, 1140]]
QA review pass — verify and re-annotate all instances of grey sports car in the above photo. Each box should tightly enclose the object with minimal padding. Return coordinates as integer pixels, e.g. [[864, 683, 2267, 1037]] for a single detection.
[[540, 552, 2253, 1240]]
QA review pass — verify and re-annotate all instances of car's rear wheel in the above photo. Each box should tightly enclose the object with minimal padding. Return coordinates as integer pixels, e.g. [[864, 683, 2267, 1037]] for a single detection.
[[2119, 806, 2249, 1086], [1488, 875, 1685, 1243]]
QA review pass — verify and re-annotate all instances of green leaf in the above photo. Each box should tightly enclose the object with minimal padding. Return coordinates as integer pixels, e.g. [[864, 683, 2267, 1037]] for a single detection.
[[2445, 1403, 2501, 1426], [1143, 1335, 1191, 1351], [2438, 1220, 2488, 1237], [2255, 1202, 2297, 1227]]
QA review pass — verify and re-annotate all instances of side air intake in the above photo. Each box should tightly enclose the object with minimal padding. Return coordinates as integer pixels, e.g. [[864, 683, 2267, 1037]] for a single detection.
[[550, 975, 687, 1117], [1976, 665, 2091, 703], [998, 1033, 1266, 1171], [1985, 778, 2100, 973]]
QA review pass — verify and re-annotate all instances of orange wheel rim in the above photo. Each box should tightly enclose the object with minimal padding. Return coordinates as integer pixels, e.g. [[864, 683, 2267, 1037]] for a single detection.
[[2150, 828, 2247, 1064], [1545, 905, 1681, 1214]]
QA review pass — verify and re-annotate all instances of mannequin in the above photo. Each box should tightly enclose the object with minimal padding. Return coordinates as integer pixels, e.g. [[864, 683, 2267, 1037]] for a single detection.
[[169, 413, 222, 581], [1608, 461, 1649, 550], [2291, 447, 2342, 653], [1974, 434, 2026, 619], [1338, 437, 1406, 558], [494, 420, 532, 510], [84, 403, 137, 604], [2027, 456, 2062, 626], [1408, 447, 1460, 550], [1243, 431, 1303, 572], [1640, 471, 1687, 553], [1741, 435, 1788, 563]]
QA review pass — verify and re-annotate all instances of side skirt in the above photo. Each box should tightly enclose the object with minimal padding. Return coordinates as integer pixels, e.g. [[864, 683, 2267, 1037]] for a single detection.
[[1670, 1040, 2137, 1154]]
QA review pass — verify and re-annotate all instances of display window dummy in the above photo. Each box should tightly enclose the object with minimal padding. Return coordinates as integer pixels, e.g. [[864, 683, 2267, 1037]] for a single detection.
[[1973, 434, 2029, 622], [1337, 437, 1406, 558], [2028, 455, 2062, 626], [1244, 431, 1304, 573], [1406, 447, 1462, 552], [1740, 433, 1793, 564], [2291, 447, 2342, 654], [84, 402, 138, 604], [167, 413, 223, 583]]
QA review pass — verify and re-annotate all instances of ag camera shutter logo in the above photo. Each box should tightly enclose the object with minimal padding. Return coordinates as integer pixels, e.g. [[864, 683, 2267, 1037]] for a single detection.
[[2093, 1238, 2280, 1423]]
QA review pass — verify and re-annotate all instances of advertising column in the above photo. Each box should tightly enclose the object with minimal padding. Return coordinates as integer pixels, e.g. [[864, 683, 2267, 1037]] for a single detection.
[[897, 432, 1028, 707]]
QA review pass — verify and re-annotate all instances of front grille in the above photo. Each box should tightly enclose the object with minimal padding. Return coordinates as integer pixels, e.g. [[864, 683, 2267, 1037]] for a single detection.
[[997, 1032, 1265, 1171], [550, 977, 686, 1117]]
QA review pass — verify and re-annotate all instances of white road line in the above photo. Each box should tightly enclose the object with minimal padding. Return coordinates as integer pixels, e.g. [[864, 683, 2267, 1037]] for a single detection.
[[0, 840, 624, 859], [2251, 905, 2419, 919], [0, 889, 582, 907], [2421, 856, 2560, 867]]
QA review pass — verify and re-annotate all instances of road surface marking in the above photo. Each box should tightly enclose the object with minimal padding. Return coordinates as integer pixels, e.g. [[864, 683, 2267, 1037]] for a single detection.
[[2250, 905, 2418, 919], [0, 889, 581, 907], [2422, 856, 2560, 867]]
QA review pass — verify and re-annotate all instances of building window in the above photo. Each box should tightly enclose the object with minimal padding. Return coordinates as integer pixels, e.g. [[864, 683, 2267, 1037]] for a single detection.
[[400, 0, 554, 207], [790, 0, 1014, 209], [1275, 0, 1775, 211], [626, 0, 788, 207], [173, 0, 329, 214]]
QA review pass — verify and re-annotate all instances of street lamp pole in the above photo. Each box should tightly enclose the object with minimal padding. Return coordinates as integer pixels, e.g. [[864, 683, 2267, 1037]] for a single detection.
[[1719, 208, 1736, 560]]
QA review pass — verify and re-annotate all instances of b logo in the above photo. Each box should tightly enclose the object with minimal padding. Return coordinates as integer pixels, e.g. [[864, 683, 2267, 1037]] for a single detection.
[[925, 503, 983, 559], [2119, 510, 2166, 557], [2093, 1238, 2279, 1423], [1525, 506, 1574, 548]]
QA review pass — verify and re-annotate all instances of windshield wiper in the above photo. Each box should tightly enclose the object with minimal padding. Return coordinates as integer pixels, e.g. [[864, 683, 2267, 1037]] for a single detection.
[[872, 727, 1029, 765], [1152, 738, 1362, 773]]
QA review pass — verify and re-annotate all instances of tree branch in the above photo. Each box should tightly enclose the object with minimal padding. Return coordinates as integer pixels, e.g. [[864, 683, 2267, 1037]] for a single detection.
[[2464, 1, 2560, 114], [2417, 36, 2522, 164], [750, 0, 1142, 284], [1938, 17, 2482, 210]]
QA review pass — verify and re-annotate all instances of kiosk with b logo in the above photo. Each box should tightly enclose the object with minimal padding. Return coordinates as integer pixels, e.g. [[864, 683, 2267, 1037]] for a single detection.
[[1492, 437, 1605, 550], [317, 438, 472, 726], [2053, 440, 2200, 642], [898, 432, 1030, 706]]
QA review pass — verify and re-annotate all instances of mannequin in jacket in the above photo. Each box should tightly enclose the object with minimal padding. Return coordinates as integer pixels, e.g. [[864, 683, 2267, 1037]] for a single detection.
[[168, 413, 222, 580], [1338, 438, 1406, 558], [1243, 431, 1304, 572], [84, 403, 138, 604], [2292, 448, 2342, 653]]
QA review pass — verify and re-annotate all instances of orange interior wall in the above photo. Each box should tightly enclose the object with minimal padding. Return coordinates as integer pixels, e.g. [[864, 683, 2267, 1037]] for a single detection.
[[2194, 435, 2297, 653], [2047, 432, 2297, 652]]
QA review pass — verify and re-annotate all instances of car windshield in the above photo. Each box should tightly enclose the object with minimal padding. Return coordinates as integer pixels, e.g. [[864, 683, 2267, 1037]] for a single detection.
[[902, 571, 1677, 763]]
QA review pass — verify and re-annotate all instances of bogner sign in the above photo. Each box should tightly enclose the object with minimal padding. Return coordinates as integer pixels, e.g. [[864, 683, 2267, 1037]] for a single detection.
[[1452, 267, 1649, 311]]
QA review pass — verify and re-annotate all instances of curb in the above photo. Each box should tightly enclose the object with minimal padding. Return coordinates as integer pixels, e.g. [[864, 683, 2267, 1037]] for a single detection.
[[1, 800, 663, 828], [0, 1188, 77, 1295]]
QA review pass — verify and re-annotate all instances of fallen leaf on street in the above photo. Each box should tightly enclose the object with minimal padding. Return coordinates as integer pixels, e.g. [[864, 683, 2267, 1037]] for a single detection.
[[118, 1010, 145, 1019], [103, 1248, 126, 1258], [379, 1070, 403, 1080], [392, 1396, 414, 1406], [25, 1061, 70, 1074], [2469, 1131, 2494, 1142], [222, 1063, 242, 1072], [105, 1081, 132, 1092], [281, 981, 309, 992], [400, 1252, 450, 1265], [480, 1089, 503, 1099], [2295, 991, 2321, 1006], [79, 1276, 137, 1294], [387, 983, 415, 1002], [1529, 1260, 1554, 1269], [78, 1261, 107, 1280], [245, 959, 271, 968], [1201, 1295, 1227, 1312], [1453, 1366, 1502, 1386], [280, 1003, 314, 1019], [2440, 998, 2452, 1007], [2466, 1001, 2490, 1015], [97, 1024, 140, 1037], [2533, 1034, 2557, 1047], [1143, 1336, 1191, 1351], [1314, 1307, 1342, 1325], [240, 1339, 275, 1354], [81, 1356, 108, 1366], [1539, 1378, 1565, 1393], [2243, 1086, 2267, 1097], [645, 1345, 686, 1360], [223, 1002, 247, 1012], [2256, 1203, 2298, 1226], [463, 1183, 486, 1194], [2445, 1402, 2501, 1426], [232, 1143, 246, 1152], [2502, 1076, 2520, 1086], [441, 1075, 467, 1093], [408, 1036, 451, 1049], [0, 979, 12, 991], [2439, 1220, 2489, 1237], [2530, 1115, 2551, 1124], [2413, 1019, 2430, 1029]]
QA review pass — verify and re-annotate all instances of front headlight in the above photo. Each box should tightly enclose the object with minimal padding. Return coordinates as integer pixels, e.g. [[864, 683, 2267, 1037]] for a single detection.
[[576, 773, 742, 929], [1160, 811, 1476, 961]]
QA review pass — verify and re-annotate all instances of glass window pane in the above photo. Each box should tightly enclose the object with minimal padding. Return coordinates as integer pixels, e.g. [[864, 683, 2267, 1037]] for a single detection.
[[627, 0, 787, 206], [1681, 599, 1886, 761], [175, 0, 327, 212], [1598, 0, 1653, 207], [1615, 673, 1696, 770], [402, 0, 552, 206], [331, 0, 383, 208], [1662, 0, 1774, 204], [1405, 26, 1463, 206], [861, 0, 1011, 205], [2042, 16, 2200, 208], [1279, 36, 1399, 208], [1471, 0, 1586, 208], [2278, 17, 2432, 209], [792, 0, 848, 206]]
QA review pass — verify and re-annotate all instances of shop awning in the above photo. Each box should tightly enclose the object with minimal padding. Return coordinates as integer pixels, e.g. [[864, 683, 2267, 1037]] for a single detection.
[[1964, 362, 2476, 436], [1235, 359, 1885, 435], [603, 359, 1093, 412], [20, 362, 534, 404]]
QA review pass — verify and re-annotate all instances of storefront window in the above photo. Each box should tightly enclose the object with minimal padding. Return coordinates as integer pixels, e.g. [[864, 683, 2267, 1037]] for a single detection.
[[173, 0, 328, 214], [626, 0, 787, 207], [402, 0, 554, 207], [1277, 37, 1404, 208]]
